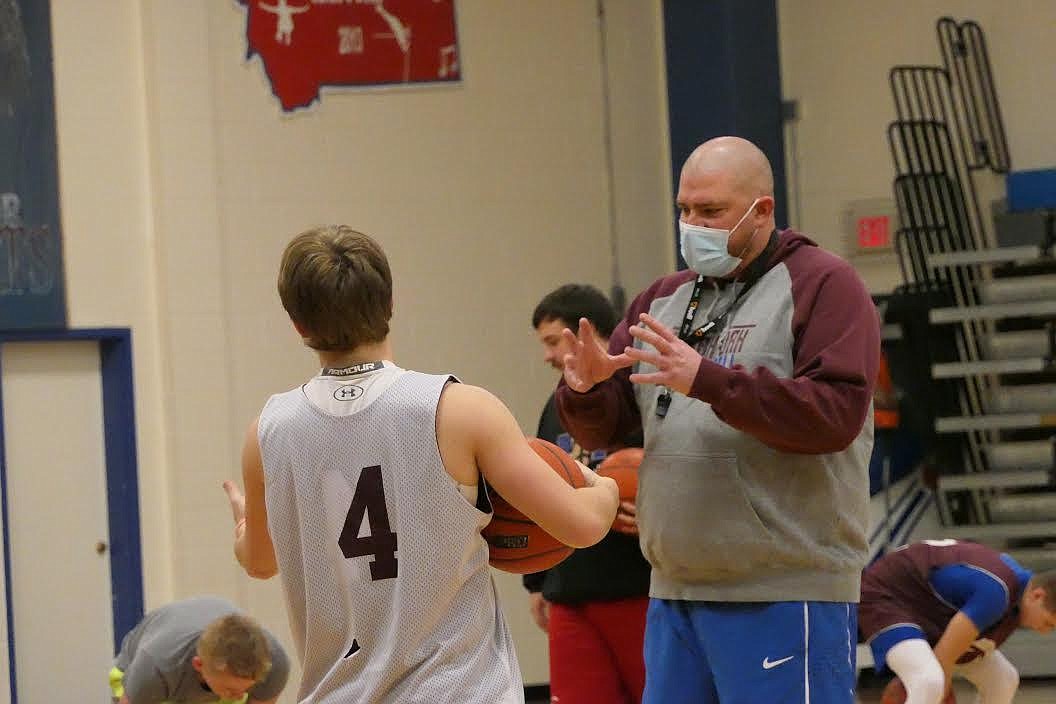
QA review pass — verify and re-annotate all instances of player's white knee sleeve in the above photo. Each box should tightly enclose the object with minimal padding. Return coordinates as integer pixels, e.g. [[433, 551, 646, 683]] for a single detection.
[[886, 638, 946, 704], [956, 649, 1019, 704]]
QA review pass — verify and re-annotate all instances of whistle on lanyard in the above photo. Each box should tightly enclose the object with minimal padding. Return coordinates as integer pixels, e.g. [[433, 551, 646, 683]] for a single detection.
[[655, 388, 672, 418]]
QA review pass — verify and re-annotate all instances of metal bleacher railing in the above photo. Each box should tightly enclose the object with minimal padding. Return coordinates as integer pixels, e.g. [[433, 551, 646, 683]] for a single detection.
[[882, 17, 1056, 566]]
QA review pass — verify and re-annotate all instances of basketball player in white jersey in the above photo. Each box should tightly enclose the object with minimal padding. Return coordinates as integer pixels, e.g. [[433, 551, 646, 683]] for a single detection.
[[223, 226, 619, 703]]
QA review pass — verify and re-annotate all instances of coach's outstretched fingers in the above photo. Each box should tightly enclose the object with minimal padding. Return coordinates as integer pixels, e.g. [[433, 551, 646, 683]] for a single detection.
[[561, 317, 631, 392], [625, 313, 702, 396]]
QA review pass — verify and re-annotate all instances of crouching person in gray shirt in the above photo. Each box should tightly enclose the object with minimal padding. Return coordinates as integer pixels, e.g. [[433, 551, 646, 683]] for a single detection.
[[110, 596, 289, 704]]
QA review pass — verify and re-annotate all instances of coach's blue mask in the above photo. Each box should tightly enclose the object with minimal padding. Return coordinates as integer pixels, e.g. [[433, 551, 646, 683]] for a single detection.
[[679, 198, 761, 277]]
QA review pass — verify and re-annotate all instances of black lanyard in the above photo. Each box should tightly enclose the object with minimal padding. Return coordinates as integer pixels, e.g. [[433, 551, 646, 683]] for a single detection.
[[656, 280, 754, 418], [655, 231, 778, 418], [676, 276, 755, 344]]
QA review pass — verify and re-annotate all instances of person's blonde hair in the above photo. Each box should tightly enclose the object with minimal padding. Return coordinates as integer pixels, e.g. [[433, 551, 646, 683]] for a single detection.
[[277, 225, 393, 351], [197, 613, 272, 681]]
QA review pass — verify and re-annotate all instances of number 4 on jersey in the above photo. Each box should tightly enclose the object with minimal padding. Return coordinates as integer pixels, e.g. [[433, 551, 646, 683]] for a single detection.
[[339, 465, 398, 580]]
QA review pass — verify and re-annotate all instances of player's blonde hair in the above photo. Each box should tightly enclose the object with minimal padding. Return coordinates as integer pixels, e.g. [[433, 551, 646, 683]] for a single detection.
[[278, 225, 393, 352], [197, 613, 272, 681]]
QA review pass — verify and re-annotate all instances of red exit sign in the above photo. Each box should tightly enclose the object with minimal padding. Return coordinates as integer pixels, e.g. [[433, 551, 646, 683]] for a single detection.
[[856, 215, 891, 250]]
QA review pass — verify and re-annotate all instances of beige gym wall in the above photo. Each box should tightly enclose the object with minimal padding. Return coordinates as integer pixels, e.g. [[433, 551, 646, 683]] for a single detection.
[[43, 0, 1056, 696], [778, 0, 1056, 294], [49, 0, 174, 607], [48, 0, 670, 692]]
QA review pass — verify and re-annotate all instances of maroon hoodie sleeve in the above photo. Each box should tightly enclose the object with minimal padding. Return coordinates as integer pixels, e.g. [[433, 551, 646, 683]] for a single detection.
[[688, 253, 879, 454], [554, 368, 638, 452]]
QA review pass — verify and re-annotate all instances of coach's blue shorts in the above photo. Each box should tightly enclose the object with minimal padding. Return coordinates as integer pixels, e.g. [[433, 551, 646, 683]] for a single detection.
[[643, 599, 858, 704]]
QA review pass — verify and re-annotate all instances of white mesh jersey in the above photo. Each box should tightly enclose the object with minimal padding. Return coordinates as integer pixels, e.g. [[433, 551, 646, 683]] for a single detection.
[[258, 367, 523, 703]]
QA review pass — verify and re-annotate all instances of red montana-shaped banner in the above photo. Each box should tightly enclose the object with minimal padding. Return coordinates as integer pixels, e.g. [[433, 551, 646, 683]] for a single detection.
[[238, 0, 460, 111]]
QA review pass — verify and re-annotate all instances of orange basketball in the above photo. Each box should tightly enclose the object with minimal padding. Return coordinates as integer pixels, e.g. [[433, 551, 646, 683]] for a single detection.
[[881, 678, 956, 704], [596, 447, 642, 500], [880, 678, 906, 704], [483, 437, 586, 574]]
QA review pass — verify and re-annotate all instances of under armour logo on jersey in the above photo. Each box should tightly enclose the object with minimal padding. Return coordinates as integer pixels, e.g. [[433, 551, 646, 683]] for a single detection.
[[334, 385, 364, 401]]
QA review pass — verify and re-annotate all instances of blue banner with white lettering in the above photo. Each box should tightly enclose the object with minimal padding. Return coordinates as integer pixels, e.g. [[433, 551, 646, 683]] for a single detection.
[[0, 0, 67, 330]]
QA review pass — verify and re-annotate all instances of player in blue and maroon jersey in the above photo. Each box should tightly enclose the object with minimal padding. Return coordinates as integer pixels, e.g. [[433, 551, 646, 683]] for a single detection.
[[860, 539, 1056, 704]]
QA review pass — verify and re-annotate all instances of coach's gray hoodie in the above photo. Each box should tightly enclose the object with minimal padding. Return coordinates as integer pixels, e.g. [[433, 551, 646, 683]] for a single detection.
[[557, 230, 878, 603]]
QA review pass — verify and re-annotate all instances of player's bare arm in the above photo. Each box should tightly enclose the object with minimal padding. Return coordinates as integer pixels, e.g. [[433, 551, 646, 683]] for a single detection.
[[226, 417, 279, 579], [436, 382, 618, 547], [932, 611, 982, 693], [560, 318, 631, 392]]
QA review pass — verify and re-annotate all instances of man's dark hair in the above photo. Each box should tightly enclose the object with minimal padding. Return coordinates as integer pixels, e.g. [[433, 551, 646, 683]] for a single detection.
[[532, 284, 617, 338]]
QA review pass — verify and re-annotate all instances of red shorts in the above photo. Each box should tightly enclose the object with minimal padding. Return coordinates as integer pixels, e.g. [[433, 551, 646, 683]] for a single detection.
[[548, 596, 648, 704]]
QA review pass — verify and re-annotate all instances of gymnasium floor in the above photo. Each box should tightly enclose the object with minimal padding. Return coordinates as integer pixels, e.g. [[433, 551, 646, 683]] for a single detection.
[[856, 678, 1056, 703], [525, 679, 1056, 702]]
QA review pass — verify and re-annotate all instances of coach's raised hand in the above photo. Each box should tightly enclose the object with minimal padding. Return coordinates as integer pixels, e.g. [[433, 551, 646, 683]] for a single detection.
[[625, 313, 702, 396], [561, 317, 631, 392]]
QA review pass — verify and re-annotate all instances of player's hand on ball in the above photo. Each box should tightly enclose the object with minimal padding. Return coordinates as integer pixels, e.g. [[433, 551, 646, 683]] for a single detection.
[[613, 500, 638, 535], [574, 460, 598, 487], [574, 460, 621, 503], [594, 474, 619, 501], [578, 460, 616, 504], [577, 462, 620, 507]]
